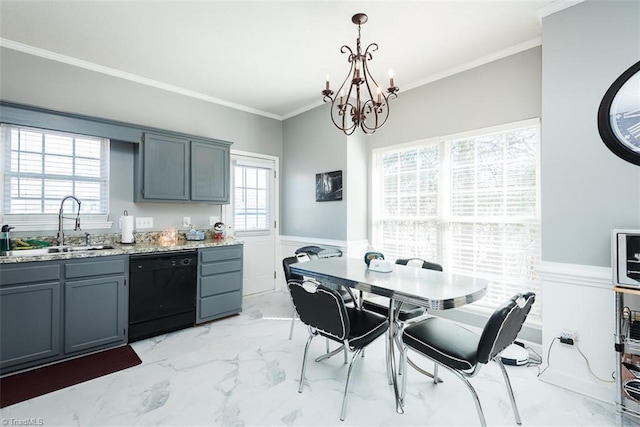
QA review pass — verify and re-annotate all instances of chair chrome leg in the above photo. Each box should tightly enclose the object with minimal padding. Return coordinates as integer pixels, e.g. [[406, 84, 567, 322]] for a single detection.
[[433, 364, 438, 384], [315, 344, 345, 362], [299, 333, 315, 393], [446, 365, 487, 427], [495, 357, 522, 425], [340, 347, 363, 421], [289, 307, 297, 340]]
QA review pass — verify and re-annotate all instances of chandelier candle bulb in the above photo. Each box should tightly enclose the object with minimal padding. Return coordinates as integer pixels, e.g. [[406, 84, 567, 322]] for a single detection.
[[389, 69, 395, 88], [326, 75, 330, 91], [377, 87, 382, 104]]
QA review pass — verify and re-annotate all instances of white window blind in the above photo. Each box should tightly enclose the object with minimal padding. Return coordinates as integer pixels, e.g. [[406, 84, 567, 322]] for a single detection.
[[1, 124, 110, 230], [233, 160, 271, 232], [372, 119, 541, 320]]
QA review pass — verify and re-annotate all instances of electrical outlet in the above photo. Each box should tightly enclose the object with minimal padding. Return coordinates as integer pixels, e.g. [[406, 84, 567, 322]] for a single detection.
[[183, 217, 191, 227], [136, 217, 153, 229], [210, 216, 219, 226], [560, 329, 578, 345]]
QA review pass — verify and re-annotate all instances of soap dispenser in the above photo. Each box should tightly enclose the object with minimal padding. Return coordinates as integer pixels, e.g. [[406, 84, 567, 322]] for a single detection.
[[1, 224, 14, 253]]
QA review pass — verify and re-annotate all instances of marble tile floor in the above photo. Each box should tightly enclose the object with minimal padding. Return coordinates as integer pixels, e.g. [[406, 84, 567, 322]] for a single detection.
[[2, 290, 640, 426]]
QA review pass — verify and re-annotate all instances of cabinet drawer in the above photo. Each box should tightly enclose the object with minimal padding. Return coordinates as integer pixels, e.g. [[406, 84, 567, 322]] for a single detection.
[[201, 271, 242, 297], [0, 263, 60, 286], [199, 291, 241, 319], [201, 259, 242, 276], [200, 246, 242, 263], [65, 257, 126, 279]]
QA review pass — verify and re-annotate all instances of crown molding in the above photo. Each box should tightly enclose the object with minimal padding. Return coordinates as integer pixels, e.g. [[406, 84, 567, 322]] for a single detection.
[[0, 38, 283, 121], [536, 0, 585, 23]]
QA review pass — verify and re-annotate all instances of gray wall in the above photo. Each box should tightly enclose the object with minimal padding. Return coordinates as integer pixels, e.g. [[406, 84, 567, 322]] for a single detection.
[[0, 47, 283, 234], [281, 104, 349, 240], [541, 0, 640, 267], [367, 46, 542, 149]]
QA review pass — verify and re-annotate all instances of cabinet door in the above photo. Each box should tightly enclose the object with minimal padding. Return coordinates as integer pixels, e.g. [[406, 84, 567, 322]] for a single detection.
[[191, 140, 230, 202], [1, 282, 61, 370], [142, 132, 189, 200], [64, 275, 126, 354]]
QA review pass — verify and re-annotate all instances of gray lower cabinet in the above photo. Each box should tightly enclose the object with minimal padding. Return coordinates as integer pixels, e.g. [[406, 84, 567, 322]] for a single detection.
[[197, 245, 243, 324], [64, 256, 128, 354], [0, 261, 62, 371], [0, 255, 128, 374]]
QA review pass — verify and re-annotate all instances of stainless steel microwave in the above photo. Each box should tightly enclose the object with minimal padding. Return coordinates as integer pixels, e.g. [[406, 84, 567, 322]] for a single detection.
[[613, 229, 640, 288]]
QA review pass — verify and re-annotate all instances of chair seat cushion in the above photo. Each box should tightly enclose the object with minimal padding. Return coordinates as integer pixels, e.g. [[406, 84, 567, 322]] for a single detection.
[[402, 317, 480, 371], [344, 308, 389, 349], [363, 297, 426, 322]]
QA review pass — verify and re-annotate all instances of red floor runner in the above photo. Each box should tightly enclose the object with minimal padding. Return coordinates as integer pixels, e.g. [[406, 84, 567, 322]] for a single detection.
[[0, 345, 142, 408]]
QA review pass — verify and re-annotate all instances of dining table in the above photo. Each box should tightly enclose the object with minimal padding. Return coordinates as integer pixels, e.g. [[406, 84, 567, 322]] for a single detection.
[[289, 256, 488, 414]]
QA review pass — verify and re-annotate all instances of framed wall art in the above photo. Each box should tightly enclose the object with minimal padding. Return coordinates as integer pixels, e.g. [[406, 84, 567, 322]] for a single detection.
[[315, 170, 342, 202]]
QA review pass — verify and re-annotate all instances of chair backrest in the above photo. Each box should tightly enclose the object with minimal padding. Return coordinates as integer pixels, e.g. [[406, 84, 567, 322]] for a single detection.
[[288, 281, 349, 341], [282, 253, 311, 282], [476, 292, 536, 364], [395, 258, 443, 271]]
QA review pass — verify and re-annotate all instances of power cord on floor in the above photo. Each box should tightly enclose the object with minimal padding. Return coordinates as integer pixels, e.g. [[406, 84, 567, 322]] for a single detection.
[[537, 336, 558, 377], [536, 336, 614, 383], [575, 342, 615, 383]]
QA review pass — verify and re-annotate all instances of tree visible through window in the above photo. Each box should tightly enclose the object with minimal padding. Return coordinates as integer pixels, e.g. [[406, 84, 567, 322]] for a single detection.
[[372, 119, 541, 320]]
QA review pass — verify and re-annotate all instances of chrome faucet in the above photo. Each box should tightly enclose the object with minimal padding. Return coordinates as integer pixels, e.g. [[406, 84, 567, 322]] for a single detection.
[[57, 195, 82, 246]]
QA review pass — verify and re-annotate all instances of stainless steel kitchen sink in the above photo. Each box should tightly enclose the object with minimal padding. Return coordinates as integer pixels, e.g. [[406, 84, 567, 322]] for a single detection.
[[4, 244, 117, 257]]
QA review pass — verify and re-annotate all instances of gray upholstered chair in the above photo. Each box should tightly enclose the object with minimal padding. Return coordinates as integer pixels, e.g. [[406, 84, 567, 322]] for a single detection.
[[288, 280, 389, 421], [400, 292, 536, 427]]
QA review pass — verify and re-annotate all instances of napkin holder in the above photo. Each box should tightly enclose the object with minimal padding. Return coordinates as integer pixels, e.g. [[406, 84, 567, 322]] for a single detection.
[[368, 259, 393, 273]]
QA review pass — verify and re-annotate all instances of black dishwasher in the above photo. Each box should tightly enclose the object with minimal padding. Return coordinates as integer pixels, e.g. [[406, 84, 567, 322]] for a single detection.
[[129, 250, 197, 342]]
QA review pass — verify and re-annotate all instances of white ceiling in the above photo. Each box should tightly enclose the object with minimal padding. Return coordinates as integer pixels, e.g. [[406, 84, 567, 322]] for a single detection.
[[0, 0, 572, 120]]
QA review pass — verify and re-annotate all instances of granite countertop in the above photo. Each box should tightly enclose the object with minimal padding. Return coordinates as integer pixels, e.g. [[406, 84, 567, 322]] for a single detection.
[[0, 238, 242, 264]]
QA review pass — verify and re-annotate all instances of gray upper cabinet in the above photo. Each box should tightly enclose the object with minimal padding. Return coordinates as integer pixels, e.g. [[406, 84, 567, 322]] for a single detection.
[[137, 132, 190, 201], [135, 132, 231, 203], [191, 139, 230, 202]]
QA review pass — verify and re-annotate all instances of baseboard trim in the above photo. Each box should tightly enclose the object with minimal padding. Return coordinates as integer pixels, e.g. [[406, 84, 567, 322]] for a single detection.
[[538, 367, 615, 405]]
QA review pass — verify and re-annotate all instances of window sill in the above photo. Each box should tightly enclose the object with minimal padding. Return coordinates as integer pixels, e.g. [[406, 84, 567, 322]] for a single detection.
[[1, 216, 113, 233]]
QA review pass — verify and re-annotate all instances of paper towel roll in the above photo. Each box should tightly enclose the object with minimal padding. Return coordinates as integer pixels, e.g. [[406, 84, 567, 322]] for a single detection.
[[120, 215, 135, 243]]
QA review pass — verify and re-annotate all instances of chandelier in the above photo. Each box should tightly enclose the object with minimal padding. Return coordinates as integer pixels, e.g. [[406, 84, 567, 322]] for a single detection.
[[322, 13, 399, 135]]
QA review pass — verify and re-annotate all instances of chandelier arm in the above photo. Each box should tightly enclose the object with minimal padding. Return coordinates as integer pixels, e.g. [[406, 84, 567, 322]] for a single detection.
[[363, 42, 378, 58], [341, 45, 354, 56]]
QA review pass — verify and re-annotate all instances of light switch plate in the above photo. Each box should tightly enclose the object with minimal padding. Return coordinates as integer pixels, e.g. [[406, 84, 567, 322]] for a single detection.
[[183, 217, 191, 227], [136, 217, 153, 229]]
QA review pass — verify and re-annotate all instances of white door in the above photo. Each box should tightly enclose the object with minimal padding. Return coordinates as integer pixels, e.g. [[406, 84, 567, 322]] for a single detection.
[[224, 152, 278, 296]]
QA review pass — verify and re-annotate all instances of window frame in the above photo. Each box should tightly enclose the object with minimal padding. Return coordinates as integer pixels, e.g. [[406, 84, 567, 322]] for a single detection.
[[1, 124, 112, 231], [372, 118, 541, 323], [231, 157, 274, 236]]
